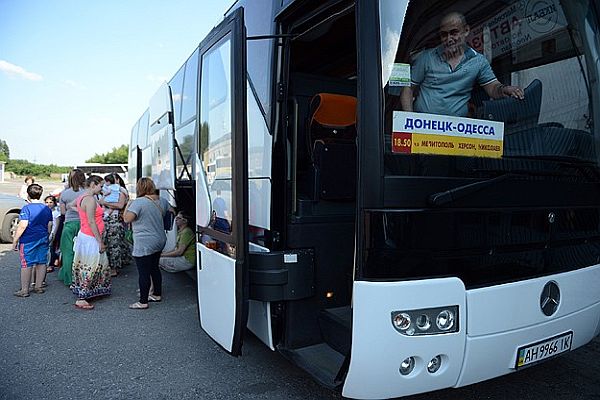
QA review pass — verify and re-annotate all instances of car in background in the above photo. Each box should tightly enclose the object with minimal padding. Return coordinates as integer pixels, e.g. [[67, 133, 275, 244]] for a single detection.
[[0, 194, 26, 243]]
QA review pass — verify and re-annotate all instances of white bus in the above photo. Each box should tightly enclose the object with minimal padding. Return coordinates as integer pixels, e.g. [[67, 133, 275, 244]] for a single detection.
[[129, 0, 600, 398], [70, 163, 128, 181]]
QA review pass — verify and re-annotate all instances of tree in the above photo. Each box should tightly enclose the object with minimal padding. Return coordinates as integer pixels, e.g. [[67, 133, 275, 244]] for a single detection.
[[86, 144, 129, 164], [5, 159, 70, 176], [0, 139, 9, 162]]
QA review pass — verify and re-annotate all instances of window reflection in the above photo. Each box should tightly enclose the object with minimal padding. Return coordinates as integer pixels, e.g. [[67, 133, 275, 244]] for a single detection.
[[200, 36, 233, 235], [170, 65, 185, 128]]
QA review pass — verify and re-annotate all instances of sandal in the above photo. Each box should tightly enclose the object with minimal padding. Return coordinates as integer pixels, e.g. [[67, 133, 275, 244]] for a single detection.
[[13, 290, 30, 298], [148, 294, 162, 302], [46, 266, 54, 273], [129, 302, 149, 310], [75, 301, 94, 310], [33, 287, 45, 294]]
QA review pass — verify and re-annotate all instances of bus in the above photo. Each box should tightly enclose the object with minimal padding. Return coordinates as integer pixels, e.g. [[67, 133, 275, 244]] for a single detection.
[[66, 163, 128, 183], [128, 0, 600, 398]]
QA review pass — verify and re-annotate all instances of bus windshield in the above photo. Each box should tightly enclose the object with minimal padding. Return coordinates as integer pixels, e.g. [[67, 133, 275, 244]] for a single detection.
[[380, 0, 600, 182]]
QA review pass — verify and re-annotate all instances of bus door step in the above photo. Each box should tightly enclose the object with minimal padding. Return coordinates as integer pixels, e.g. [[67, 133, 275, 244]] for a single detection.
[[280, 343, 345, 389], [318, 306, 352, 356]]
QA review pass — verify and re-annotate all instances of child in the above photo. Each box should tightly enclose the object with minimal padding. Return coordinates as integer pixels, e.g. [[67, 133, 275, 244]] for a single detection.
[[44, 195, 62, 272], [12, 184, 53, 297], [101, 174, 121, 217]]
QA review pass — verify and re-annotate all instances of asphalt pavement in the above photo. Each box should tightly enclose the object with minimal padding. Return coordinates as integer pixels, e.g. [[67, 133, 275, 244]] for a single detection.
[[0, 244, 339, 400], [0, 242, 599, 400]]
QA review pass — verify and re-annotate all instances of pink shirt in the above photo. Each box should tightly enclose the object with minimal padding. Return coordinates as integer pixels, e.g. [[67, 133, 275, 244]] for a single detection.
[[77, 195, 104, 236]]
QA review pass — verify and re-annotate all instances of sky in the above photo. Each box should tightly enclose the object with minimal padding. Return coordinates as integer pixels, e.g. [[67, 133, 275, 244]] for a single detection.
[[0, 0, 233, 166]]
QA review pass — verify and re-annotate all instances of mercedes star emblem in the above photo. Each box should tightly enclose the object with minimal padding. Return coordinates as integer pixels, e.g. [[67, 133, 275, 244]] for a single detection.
[[540, 281, 560, 316]]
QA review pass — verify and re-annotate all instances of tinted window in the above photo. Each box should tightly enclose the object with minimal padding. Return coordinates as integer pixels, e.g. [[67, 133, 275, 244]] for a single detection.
[[181, 48, 199, 123], [138, 110, 150, 149], [170, 65, 185, 128], [380, 0, 599, 179], [175, 120, 196, 181], [245, 0, 274, 128], [200, 36, 233, 235], [130, 120, 139, 151]]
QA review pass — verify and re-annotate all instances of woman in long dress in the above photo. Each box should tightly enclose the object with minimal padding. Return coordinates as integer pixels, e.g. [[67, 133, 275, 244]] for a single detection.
[[71, 175, 111, 310], [98, 173, 129, 277]]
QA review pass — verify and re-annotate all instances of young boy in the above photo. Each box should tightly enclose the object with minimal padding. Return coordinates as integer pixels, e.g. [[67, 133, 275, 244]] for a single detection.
[[13, 183, 53, 297], [101, 174, 121, 217]]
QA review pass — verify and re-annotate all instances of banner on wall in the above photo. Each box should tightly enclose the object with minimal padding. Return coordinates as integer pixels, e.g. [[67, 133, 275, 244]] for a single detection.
[[392, 111, 504, 159], [467, 0, 567, 60]]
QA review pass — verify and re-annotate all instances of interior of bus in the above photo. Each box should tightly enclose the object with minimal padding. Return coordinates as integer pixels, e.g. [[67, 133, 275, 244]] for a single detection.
[[279, 0, 357, 386]]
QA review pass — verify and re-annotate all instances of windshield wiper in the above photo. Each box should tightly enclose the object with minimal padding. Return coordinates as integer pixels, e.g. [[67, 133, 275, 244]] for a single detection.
[[429, 156, 600, 207], [428, 173, 515, 206]]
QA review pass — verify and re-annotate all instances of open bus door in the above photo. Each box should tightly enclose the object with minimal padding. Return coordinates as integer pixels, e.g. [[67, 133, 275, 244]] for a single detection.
[[149, 82, 176, 192], [194, 8, 249, 356], [149, 83, 177, 249]]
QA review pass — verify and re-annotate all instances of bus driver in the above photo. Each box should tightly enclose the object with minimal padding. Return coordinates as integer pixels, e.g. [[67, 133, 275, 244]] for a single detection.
[[400, 12, 525, 117]]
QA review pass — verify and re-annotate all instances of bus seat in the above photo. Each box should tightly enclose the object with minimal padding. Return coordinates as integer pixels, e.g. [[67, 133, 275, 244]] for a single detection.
[[308, 93, 356, 143], [482, 79, 542, 130], [313, 140, 357, 200], [307, 93, 357, 201]]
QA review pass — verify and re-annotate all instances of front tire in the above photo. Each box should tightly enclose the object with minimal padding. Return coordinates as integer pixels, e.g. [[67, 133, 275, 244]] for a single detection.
[[1, 213, 19, 243]]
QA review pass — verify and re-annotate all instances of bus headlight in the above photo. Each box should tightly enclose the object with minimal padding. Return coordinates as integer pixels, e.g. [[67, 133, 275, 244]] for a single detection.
[[393, 313, 411, 331], [391, 306, 459, 336], [399, 356, 415, 375], [436, 310, 455, 331], [416, 314, 431, 331], [427, 355, 442, 374]]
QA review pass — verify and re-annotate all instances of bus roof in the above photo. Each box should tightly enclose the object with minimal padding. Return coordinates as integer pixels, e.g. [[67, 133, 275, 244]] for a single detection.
[[73, 163, 128, 174]]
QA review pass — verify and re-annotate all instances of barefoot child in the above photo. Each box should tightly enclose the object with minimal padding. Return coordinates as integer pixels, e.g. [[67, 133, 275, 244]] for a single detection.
[[12, 184, 53, 297]]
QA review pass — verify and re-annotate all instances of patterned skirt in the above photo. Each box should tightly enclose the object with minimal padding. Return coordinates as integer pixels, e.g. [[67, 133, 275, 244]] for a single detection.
[[71, 232, 112, 299], [103, 212, 130, 269]]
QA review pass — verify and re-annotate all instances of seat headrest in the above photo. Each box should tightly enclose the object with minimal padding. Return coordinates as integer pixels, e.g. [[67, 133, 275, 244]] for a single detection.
[[310, 93, 357, 128]]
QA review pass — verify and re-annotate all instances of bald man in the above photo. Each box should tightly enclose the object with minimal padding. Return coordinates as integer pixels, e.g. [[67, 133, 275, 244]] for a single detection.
[[401, 12, 524, 117]]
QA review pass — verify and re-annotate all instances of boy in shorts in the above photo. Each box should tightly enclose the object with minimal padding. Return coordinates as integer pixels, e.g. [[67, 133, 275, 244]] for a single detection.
[[12, 184, 53, 297]]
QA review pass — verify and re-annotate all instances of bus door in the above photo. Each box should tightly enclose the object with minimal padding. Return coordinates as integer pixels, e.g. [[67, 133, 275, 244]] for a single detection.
[[149, 83, 177, 249], [194, 8, 249, 356], [149, 82, 176, 192]]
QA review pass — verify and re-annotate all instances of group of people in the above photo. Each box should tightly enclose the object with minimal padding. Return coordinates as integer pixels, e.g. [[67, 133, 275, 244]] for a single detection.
[[13, 171, 196, 311]]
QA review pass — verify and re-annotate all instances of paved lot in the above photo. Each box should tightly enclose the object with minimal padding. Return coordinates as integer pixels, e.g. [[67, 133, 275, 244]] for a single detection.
[[0, 241, 599, 400], [0, 244, 340, 400], [0, 177, 64, 198]]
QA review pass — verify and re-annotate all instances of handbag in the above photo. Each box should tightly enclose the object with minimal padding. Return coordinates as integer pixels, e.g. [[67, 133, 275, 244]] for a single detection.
[[145, 196, 173, 231]]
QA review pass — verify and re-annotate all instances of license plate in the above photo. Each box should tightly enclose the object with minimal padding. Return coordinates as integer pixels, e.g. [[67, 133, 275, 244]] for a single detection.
[[515, 331, 573, 369]]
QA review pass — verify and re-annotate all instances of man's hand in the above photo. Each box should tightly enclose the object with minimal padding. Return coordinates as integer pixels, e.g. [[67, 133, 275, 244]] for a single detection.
[[485, 81, 525, 100], [501, 85, 524, 100]]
